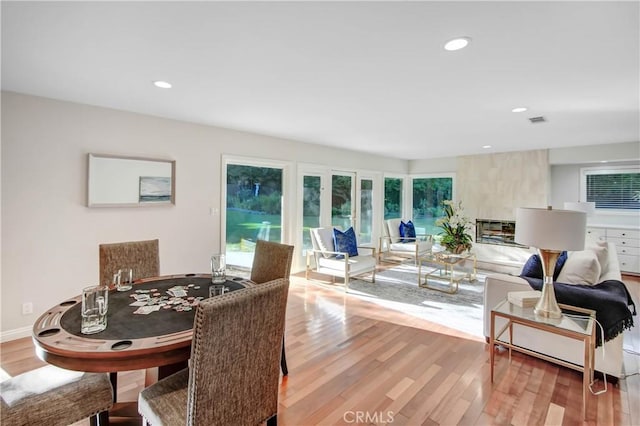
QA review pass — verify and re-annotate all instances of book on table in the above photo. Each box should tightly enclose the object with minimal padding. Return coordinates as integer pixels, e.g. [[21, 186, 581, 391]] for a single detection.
[[507, 290, 541, 308]]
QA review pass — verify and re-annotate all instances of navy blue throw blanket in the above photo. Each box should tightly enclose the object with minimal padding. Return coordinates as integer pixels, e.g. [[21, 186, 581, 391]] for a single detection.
[[520, 276, 636, 347]]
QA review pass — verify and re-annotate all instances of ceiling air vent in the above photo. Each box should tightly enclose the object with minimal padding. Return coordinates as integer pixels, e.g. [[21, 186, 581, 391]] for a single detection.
[[529, 116, 546, 123]]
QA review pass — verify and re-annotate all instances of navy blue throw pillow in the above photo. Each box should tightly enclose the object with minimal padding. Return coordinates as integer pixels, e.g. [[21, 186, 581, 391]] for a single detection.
[[399, 221, 407, 238], [399, 221, 417, 243], [333, 227, 359, 259], [521, 251, 568, 280], [521, 254, 543, 279], [553, 251, 568, 281]]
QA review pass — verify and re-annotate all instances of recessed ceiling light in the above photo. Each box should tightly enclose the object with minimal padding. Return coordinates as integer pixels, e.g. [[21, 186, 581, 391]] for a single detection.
[[600, 160, 608, 163], [153, 80, 172, 89], [482, 145, 492, 149], [512, 107, 528, 113], [444, 37, 471, 51]]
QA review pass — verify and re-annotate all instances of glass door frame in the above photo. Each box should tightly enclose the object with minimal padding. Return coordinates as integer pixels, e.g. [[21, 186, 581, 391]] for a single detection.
[[356, 173, 378, 246], [296, 165, 331, 257], [221, 155, 292, 267]]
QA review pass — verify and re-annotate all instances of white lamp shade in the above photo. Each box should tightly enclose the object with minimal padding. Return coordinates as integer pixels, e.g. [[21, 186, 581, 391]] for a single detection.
[[564, 201, 596, 216], [515, 207, 586, 251]]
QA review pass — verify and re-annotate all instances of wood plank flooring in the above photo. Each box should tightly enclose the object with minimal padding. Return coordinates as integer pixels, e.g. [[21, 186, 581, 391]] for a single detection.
[[2, 271, 638, 425]]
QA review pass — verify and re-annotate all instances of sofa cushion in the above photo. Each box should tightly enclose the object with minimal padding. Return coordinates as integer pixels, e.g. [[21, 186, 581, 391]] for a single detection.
[[586, 240, 609, 275], [333, 227, 359, 259], [312, 227, 336, 258], [556, 249, 601, 285], [389, 240, 432, 254], [386, 219, 402, 243], [317, 255, 376, 275]]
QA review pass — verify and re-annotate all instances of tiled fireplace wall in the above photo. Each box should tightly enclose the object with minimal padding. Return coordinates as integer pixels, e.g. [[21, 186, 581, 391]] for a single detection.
[[457, 149, 548, 271], [457, 149, 549, 222]]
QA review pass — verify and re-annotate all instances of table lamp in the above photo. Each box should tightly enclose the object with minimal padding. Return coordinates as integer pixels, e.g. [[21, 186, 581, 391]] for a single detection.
[[515, 207, 587, 318]]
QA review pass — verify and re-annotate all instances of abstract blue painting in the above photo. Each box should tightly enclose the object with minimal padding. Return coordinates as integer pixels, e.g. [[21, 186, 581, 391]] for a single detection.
[[139, 176, 171, 202]]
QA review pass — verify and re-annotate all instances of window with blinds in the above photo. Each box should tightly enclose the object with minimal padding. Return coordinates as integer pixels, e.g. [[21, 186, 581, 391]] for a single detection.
[[581, 167, 640, 210]]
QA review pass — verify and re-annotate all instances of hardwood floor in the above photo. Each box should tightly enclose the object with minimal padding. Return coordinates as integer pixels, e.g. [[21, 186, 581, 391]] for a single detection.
[[2, 271, 638, 425]]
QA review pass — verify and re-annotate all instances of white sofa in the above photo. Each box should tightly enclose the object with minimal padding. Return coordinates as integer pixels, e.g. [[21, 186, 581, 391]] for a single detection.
[[483, 242, 624, 378]]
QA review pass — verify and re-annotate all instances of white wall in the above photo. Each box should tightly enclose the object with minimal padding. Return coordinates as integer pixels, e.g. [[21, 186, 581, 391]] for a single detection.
[[550, 161, 640, 227], [1, 92, 407, 337], [549, 141, 640, 164]]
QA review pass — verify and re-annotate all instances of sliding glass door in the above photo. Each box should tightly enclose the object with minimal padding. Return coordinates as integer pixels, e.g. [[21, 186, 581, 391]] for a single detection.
[[225, 162, 284, 268]]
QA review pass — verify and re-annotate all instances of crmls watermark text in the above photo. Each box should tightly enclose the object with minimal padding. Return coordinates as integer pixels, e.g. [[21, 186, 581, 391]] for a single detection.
[[343, 411, 395, 424]]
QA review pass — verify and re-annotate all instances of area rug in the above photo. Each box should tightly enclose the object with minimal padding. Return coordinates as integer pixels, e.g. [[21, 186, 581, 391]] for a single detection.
[[347, 263, 488, 338]]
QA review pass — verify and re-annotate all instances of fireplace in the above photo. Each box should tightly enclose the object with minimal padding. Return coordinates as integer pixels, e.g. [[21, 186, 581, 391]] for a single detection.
[[475, 219, 527, 248]]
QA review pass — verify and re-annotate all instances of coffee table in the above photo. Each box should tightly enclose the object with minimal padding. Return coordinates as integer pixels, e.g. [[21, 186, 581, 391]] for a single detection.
[[417, 251, 477, 293]]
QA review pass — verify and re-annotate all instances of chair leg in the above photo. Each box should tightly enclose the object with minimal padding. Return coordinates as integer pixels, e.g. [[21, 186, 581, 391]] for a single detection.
[[109, 372, 117, 403], [281, 336, 288, 376], [267, 414, 278, 426], [90, 410, 109, 426]]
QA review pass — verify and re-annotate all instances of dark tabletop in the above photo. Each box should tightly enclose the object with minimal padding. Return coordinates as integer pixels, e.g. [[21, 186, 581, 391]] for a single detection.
[[60, 276, 245, 340]]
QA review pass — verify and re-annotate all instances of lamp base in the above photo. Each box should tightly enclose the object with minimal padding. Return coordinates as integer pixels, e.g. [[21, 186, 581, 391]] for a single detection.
[[533, 249, 562, 319]]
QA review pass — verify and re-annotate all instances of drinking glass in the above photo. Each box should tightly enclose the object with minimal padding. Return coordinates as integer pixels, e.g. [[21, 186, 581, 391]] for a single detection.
[[115, 268, 133, 292], [81, 285, 108, 334], [211, 254, 226, 284], [209, 284, 228, 298]]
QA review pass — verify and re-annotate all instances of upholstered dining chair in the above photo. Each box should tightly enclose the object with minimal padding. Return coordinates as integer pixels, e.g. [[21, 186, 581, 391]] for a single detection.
[[99, 238, 160, 397], [99, 239, 160, 287], [1, 364, 113, 426], [250, 239, 294, 376], [138, 278, 289, 426]]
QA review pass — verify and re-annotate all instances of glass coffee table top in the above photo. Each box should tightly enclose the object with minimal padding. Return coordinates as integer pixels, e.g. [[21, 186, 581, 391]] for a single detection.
[[418, 250, 477, 294]]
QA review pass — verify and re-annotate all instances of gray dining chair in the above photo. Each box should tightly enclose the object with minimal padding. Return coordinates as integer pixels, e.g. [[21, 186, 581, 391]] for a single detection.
[[138, 278, 289, 426], [99, 239, 160, 287], [99, 238, 160, 399], [1, 364, 113, 426], [250, 239, 294, 376]]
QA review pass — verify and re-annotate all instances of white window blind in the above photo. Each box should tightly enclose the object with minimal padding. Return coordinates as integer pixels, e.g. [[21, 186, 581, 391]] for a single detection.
[[582, 167, 640, 210]]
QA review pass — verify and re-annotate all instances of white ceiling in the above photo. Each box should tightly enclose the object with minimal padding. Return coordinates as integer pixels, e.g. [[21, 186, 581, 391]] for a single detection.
[[2, 1, 639, 160]]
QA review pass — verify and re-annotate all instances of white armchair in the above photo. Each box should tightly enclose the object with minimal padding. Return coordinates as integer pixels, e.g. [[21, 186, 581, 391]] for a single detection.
[[379, 218, 433, 265], [306, 227, 376, 290]]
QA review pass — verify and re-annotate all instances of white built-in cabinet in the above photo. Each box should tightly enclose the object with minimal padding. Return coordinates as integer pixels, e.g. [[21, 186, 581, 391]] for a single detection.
[[586, 226, 640, 274]]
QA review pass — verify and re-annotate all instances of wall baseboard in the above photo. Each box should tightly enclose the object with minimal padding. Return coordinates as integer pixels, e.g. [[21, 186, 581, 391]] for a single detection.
[[1, 326, 32, 343]]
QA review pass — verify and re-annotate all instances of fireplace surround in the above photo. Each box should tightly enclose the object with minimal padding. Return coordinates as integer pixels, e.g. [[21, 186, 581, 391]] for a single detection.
[[475, 219, 527, 248]]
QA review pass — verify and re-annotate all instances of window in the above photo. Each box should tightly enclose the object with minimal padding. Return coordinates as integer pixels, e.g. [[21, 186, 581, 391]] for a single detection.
[[412, 176, 453, 234], [384, 177, 403, 219], [582, 166, 640, 211]]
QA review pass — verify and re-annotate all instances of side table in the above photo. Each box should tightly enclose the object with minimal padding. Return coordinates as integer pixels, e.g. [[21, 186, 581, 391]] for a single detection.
[[490, 299, 596, 419], [417, 251, 477, 294]]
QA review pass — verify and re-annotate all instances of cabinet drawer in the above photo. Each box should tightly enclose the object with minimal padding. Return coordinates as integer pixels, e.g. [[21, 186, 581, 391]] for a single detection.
[[618, 253, 640, 274], [607, 236, 640, 248], [586, 227, 606, 240], [617, 245, 640, 256], [607, 229, 640, 239]]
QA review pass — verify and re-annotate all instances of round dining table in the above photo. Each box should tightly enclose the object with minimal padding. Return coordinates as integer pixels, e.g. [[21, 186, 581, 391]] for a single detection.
[[32, 274, 250, 374]]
